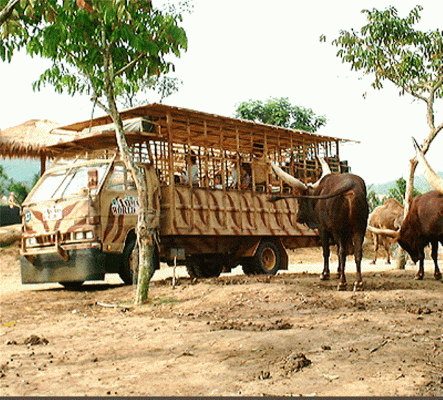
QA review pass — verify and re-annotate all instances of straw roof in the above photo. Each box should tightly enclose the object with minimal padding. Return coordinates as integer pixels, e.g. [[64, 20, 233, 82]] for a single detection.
[[0, 119, 72, 159]]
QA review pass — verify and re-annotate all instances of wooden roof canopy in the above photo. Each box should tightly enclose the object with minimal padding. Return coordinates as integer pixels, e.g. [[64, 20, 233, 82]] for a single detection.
[[47, 103, 354, 156]]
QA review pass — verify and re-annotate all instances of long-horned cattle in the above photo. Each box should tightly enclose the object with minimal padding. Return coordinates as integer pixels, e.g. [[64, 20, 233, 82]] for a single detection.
[[368, 198, 404, 264], [270, 158, 369, 291], [367, 138, 443, 280]]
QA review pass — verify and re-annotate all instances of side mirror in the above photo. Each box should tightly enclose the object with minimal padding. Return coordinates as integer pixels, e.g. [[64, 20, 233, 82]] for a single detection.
[[8, 192, 21, 210]]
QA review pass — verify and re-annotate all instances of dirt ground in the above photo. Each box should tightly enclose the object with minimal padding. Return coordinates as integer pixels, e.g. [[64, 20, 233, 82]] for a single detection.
[[1, 242, 443, 397]]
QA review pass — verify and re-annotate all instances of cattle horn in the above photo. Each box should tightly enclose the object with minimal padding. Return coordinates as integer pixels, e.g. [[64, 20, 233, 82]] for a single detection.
[[413, 137, 443, 194], [270, 156, 332, 191], [270, 162, 308, 191], [310, 157, 332, 189], [367, 225, 398, 239]]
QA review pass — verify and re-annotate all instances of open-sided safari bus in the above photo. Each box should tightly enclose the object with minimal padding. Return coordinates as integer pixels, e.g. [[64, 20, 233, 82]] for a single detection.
[[20, 104, 352, 287]]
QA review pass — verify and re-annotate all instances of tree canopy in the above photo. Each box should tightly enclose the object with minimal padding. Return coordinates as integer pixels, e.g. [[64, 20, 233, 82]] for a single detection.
[[326, 5, 442, 209], [233, 97, 327, 133], [1, 0, 188, 115], [328, 5, 442, 146], [330, 6, 442, 102]]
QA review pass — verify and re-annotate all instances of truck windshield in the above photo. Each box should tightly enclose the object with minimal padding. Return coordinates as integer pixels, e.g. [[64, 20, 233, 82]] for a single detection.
[[28, 164, 109, 202]]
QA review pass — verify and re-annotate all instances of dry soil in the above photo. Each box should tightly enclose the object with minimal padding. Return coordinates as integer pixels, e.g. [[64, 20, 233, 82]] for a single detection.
[[1, 243, 443, 397]]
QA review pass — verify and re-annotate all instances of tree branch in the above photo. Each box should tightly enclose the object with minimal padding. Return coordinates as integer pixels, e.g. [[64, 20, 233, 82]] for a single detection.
[[425, 74, 443, 133], [113, 51, 146, 78], [0, 0, 20, 26]]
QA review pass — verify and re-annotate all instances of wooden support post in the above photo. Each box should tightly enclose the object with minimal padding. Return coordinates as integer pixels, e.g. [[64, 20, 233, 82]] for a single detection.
[[172, 256, 177, 289], [40, 153, 47, 176]]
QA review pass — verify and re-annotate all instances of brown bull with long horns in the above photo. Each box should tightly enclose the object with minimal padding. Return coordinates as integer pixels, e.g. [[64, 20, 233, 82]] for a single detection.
[[270, 158, 369, 290], [367, 138, 443, 280]]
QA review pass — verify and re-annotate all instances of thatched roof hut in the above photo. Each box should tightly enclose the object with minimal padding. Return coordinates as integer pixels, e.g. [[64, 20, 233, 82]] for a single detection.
[[0, 119, 77, 174], [0, 119, 61, 159]]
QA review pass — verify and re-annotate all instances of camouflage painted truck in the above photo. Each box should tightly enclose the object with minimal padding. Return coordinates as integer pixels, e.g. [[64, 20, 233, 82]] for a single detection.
[[20, 104, 352, 287]]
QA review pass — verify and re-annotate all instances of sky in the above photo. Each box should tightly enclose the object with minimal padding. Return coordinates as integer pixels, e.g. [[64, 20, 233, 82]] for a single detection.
[[0, 0, 442, 186]]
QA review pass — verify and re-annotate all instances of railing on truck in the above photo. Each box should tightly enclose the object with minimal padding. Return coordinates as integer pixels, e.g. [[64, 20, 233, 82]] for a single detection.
[[20, 103, 354, 286]]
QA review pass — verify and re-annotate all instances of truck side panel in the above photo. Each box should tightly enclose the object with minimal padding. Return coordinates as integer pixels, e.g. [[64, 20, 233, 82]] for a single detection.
[[160, 185, 316, 238]]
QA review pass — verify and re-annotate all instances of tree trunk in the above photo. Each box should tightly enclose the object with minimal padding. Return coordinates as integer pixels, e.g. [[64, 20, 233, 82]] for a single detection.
[[100, 46, 160, 305], [111, 117, 158, 305], [135, 228, 156, 304], [395, 247, 407, 270], [396, 157, 419, 269]]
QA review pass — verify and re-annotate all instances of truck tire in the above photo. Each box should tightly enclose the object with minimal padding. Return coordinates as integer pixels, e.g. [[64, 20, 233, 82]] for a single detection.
[[185, 255, 224, 279], [120, 239, 159, 285], [248, 240, 282, 275]]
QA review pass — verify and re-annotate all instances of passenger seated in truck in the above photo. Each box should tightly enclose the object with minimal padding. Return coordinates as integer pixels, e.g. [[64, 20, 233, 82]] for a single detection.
[[251, 143, 271, 192], [181, 151, 199, 187], [214, 174, 223, 189], [239, 163, 252, 190]]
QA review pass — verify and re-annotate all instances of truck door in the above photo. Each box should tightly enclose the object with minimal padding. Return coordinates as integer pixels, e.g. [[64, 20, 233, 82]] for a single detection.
[[101, 163, 139, 253]]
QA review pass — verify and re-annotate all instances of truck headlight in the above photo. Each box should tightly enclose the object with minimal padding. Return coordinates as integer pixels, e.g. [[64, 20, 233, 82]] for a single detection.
[[74, 231, 85, 240], [26, 237, 37, 246], [74, 231, 94, 240]]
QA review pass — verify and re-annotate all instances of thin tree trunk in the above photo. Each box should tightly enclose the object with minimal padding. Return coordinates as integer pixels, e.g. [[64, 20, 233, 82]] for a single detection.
[[396, 157, 419, 269], [111, 114, 156, 305], [101, 48, 157, 305], [135, 228, 156, 304], [395, 247, 407, 270]]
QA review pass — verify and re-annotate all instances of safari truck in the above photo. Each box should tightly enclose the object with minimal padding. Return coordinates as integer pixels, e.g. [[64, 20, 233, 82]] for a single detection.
[[20, 103, 352, 287]]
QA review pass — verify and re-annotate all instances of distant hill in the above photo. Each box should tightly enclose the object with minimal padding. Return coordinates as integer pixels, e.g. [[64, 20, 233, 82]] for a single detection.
[[0, 159, 41, 187], [369, 171, 443, 195]]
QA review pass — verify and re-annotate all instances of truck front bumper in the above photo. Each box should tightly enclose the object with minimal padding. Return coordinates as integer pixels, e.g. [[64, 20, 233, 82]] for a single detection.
[[20, 248, 106, 284]]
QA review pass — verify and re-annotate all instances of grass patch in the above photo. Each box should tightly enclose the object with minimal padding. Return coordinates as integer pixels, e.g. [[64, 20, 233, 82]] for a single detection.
[[153, 297, 179, 306]]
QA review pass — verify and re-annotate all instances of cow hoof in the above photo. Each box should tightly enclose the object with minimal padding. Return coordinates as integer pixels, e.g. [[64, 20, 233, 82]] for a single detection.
[[320, 273, 330, 281], [434, 273, 442, 280], [414, 275, 424, 280], [337, 282, 347, 291], [353, 281, 364, 291]]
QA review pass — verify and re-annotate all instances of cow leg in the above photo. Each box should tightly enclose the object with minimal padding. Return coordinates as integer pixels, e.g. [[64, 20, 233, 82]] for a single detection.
[[370, 234, 379, 265], [431, 241, 442, 280], [415, 258, 425, 280], [337, 241, 347, 291], [336, 246, 342, 277], [353, 233, 365, 291], [320, 232, 330, 281], [384, 241, 391, 264]]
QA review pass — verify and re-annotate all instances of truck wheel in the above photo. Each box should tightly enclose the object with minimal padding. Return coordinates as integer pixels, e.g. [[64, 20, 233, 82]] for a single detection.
[[206, 257, 224, 278], [120, 239, 159, 285], [249, 240, 282, 275], [185, 255, 223, 279]]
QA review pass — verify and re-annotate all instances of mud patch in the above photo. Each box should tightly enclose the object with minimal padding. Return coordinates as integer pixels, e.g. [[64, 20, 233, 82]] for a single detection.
[[210, 318, 293, 332], [281, 352, 312, 374]]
